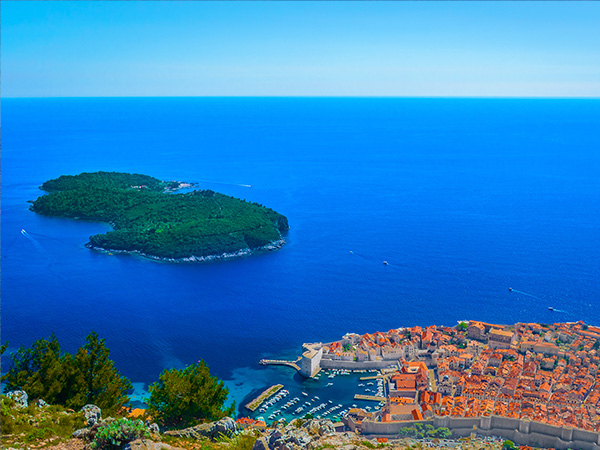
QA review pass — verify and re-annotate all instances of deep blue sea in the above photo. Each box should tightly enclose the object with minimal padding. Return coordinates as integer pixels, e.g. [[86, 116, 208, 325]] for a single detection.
[[2, 98, 599, 415]]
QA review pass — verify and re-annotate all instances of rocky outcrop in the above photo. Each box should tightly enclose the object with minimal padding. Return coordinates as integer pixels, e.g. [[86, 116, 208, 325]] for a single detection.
[[146, 423, 160, 434], [253, 419, 337, 450], [72, 427, 91, 440], [7, 390, 28, 408], [302, 419, 335, 437], [36, 398, 49, 408], [209, 417, 239, 439], [72, 420, 104, 441], [268, 428, 312, 449], [164, 416, 238, 441], [252, 436, 270, 450], [122, 439, 186, 450], [80, 404, 101, 426]]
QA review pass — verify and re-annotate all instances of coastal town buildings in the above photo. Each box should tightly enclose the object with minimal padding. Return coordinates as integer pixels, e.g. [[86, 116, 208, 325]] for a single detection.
[[302, 321, 600, 437]]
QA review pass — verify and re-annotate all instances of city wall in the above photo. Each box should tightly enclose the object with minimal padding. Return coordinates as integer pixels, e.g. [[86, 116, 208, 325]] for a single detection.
[[319, 359, 399, 370], [359, 415, 600, 450]]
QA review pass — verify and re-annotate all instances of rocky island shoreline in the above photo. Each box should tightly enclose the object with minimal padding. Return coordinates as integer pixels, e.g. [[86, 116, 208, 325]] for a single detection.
[[85, 238, 286, 263]]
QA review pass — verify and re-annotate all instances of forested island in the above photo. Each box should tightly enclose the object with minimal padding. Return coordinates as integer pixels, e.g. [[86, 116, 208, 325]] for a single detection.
[[30, 171, 289, 261]]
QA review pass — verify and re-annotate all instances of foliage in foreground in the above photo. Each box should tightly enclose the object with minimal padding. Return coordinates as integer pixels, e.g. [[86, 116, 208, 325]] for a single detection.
[[148, 361, 235, 429], [2, 332, 132, 415], [91, 418, 150, 450], [161, 432, 258, 450], [0, 395, 85, 445]]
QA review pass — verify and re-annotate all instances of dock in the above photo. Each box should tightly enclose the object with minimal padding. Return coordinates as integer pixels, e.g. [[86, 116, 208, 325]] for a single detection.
[[354, 394, 386, 402], [259, 358, 301, 371], [245, 384, 284, 411], [359, 375, 386, 381]]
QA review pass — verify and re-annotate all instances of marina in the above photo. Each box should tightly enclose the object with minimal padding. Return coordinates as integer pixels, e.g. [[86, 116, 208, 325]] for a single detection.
[[244, 368, 385, 423]]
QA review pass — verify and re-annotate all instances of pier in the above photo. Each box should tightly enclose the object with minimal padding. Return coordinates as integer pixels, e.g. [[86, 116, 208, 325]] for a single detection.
[[259, 358, 301, 371], [245, 384, 283, 411], [354, 394, 386, 402]]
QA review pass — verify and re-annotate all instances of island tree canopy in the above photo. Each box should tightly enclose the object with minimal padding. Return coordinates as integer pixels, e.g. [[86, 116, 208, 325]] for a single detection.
[[31, 171, 289, 260]]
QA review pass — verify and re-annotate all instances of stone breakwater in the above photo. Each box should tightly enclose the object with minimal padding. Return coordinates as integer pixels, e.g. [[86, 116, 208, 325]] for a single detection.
[[85, 239, 286, 263]]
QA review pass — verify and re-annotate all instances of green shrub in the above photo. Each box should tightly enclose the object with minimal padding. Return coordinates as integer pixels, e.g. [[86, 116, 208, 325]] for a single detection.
[[215, 432, 256, 450], [147, 361, 234, 429], [435, 427, 451, 438], [25, 427, 56, 443], [91, 418, 149, 450], [502, 440, 516, 450], [293, 419, 305, 429], [0, 396, 16, 434], [398, 426, 417, 437]]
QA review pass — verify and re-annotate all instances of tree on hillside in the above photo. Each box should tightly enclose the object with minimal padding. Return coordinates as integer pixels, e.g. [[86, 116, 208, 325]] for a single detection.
[[147, 361, 235, 429], [70, 332, 132, 415], [2, 333, 131, 415], [2, 334, 73, 405]]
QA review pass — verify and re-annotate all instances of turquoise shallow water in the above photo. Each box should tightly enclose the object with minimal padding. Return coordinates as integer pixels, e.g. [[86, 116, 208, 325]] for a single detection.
[[1, 97, 599, 414]]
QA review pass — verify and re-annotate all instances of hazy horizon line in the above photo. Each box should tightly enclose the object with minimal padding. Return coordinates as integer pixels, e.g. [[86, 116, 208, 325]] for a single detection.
[[4, 95, 600, 100]]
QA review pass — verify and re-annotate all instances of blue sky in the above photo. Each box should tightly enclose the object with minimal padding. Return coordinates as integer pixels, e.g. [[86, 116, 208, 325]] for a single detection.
[[2, 1, 599, 97]]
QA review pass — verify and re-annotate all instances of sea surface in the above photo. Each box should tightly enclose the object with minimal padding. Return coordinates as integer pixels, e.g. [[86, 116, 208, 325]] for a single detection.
[[2, 98, 599, 416]]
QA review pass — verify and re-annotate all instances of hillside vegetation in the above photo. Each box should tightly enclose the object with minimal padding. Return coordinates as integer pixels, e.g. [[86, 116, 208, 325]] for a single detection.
[[31, 172, 289, 260]]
